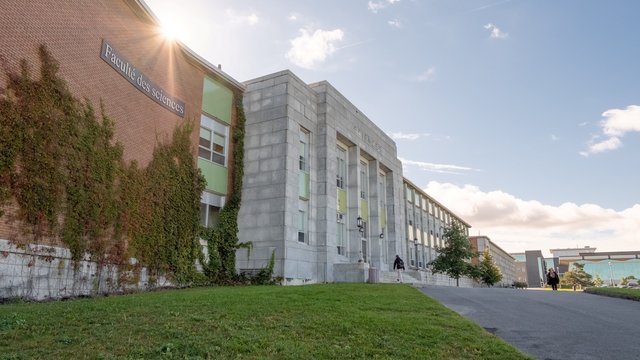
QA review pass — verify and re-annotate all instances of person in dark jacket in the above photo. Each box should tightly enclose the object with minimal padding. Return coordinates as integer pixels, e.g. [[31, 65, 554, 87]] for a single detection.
[[393, 255, 405, 283], [546, 268, 560, 291]]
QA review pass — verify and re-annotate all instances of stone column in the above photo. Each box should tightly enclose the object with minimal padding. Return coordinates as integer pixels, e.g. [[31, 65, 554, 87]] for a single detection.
[[347, 145, 361, 263]]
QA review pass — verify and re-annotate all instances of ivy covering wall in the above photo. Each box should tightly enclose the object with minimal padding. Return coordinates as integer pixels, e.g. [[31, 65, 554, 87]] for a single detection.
[[0, 45, 209, 284], [200, 96, 249, 283], [0, 45, 271, 289]]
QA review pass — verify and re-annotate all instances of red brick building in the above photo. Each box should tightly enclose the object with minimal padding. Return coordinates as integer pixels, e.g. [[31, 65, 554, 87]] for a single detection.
[[0, 0, 244, 299]]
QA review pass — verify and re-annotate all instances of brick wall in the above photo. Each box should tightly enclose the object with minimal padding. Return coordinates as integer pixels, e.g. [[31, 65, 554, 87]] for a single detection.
[[0, 0, 206, 165], [0, 0, 241, 247]]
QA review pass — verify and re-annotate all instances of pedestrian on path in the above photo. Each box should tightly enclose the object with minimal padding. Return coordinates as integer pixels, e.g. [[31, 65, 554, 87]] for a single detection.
[[393, 255, 405, 283], [546, 268, 560, 291]]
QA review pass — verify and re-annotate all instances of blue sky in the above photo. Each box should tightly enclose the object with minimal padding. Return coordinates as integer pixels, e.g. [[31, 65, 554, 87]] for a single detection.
[[145, 0, 640, 255]]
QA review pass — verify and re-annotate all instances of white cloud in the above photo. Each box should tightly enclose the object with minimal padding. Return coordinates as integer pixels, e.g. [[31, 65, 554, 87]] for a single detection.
[[484, 23, 508, 39], [390, 132, 430, 140], [286, 28, 345, 69], [601, 105, 640, 136], [388, 19, 402, 28], [424, 181, 640, 255], [226, 9, 259, 26], [399, 157, 477, 174], [368, 0, 401, 13], [581, 136, 622, 157], [582, 105, 640, 156], [416, 67, 436, 82], [551, 134, 559, 141], [288, 13, 298, 21]]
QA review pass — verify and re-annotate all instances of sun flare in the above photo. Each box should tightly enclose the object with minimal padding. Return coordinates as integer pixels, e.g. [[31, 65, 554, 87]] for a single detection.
[[157, 15, 190, 43]]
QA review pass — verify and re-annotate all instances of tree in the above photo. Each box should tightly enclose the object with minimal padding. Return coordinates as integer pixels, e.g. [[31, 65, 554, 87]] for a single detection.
[[621, 276, 636, 286], [593, 274, 604, 287], [560, 263, 594, 291], [477, 249, 503, 287], [429, 222, 474, 287]]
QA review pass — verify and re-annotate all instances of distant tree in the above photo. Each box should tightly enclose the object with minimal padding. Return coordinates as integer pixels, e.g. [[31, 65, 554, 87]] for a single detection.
[[560, 263, 594, 291], [478, 249, 503, 287], [429, 222, 474, 287], [621, 276, 637, 286], [593, 274, 604, 287]]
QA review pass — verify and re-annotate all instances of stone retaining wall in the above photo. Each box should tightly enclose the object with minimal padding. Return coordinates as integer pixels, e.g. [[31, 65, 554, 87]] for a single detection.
[[0, 239, 167, 301]]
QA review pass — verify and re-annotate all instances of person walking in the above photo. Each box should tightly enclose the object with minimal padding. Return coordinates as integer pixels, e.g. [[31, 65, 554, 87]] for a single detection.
[[393, 255, 405, 283], [547, 268, 560, 291]]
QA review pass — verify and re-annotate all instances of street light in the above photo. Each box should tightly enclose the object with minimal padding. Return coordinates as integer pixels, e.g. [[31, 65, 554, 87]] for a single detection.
[[608, 261, 614, 286]]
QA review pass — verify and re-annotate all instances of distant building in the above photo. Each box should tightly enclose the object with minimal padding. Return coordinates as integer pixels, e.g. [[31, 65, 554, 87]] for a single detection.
[[550, 246, 596, 275], [510, 250, 546, 288], [469, 236, 516, 287], [511, 246, 640, 288], [550, 246, 596, 258], [559, 250, 640, 286], [511, 253, 528, 284]]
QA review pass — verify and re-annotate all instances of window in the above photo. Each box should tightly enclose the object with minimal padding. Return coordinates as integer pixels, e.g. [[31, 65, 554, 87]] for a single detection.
[[410, 241, 416, 266], [361, 239, 368, 263], [199, 114, 228, 166], [299, 129, 309, 172], [336, 147, 346, 189], [360, 161, 368, 199], [359, 219, 368, 238], [298, 199, 308, 243], [200, 191, 225, 227], [378, 175, 386, 210], [337, 215, 346, 255]]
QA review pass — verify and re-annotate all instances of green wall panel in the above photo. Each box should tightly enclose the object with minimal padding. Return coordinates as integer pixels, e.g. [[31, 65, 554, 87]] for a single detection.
[[198, 158, 228, 195], [337, 189, 347, 214], [202, 77, 233, 124], [360, 200, 368, 221], [299, 172, 309, 198]]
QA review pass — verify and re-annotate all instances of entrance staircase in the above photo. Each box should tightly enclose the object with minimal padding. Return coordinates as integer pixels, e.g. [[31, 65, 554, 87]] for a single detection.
[[377, 269, 474, 287]]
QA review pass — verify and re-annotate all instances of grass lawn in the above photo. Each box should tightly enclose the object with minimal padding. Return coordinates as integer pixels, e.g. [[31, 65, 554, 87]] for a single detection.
[[0, 284, 531, 359], [584, 287, 640, 301]]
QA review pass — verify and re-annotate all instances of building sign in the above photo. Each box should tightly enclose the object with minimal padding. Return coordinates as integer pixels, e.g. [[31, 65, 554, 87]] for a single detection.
[[100, 39, 185, 117], [353, 125, 383, 156]]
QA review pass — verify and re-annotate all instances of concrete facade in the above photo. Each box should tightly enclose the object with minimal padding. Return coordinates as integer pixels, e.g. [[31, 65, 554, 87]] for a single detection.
[[523, 250, 547, 288], [402, 179, 472, 272], [237, 71, 405, 284], [469, 235, 516, 287]]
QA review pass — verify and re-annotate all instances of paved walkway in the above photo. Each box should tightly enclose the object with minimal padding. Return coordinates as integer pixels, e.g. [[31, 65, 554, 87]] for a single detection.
[[419, 286, 640, 360]]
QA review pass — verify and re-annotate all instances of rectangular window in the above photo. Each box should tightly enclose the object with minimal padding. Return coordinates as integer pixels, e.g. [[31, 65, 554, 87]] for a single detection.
[[299, 129, 309, 172], [200, 191, 225, 227], [361, 239, 368, 263], [337, 215, 346, 255], [199, 114, 228, 166], [336, 147, 346, 189], [378, 177, 385, 208], [298, 199, 308, 243], [410, 241, 416, 267], [360, 161, 368, 199]]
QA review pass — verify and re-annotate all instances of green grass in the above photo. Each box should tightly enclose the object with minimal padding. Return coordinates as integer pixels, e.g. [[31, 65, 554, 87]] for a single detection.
[[585, 287, 640, 301], [0, 284, 531, 359]]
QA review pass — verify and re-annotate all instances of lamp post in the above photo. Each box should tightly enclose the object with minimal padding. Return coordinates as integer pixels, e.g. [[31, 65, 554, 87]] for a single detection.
[[608, 261, 614, 286], [356, 216, 364, 262]]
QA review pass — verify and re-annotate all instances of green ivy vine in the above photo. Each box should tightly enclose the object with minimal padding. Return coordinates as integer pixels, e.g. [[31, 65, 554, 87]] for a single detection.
[[200, 96, 256, 284], [0, 45, 205, 284], [0, 44, 274, 288]]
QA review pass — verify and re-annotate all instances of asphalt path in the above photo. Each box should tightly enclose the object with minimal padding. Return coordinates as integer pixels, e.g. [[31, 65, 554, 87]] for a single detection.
[[419, 286, 640, 360]]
